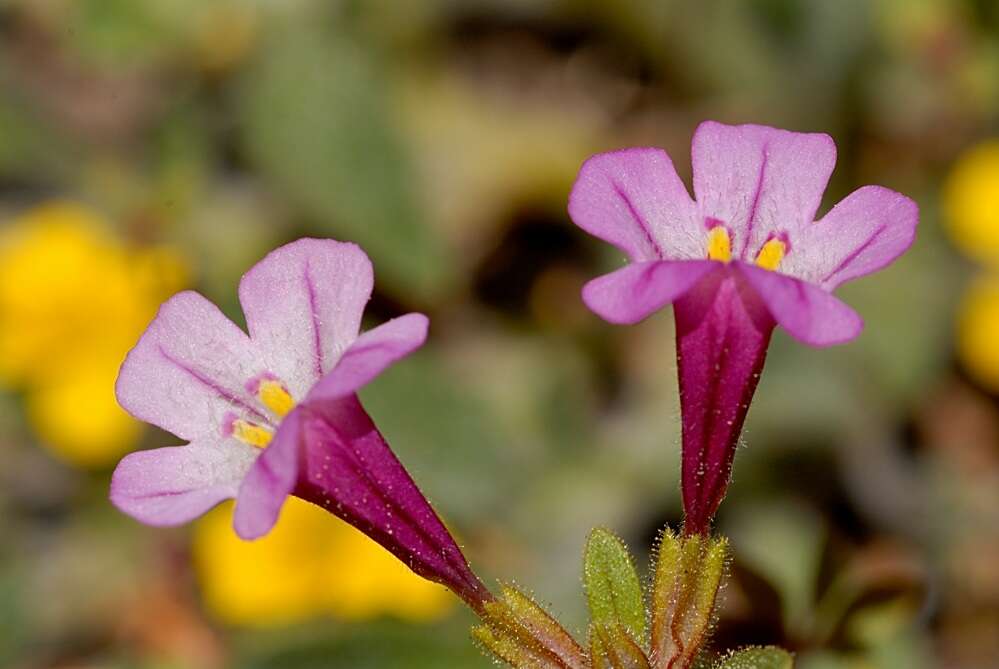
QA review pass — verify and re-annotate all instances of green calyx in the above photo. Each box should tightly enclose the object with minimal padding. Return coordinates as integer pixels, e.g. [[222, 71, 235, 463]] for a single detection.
[[473, 584, 588, 669], [649, 530, 728, 668], [474, 527, 792, 669]]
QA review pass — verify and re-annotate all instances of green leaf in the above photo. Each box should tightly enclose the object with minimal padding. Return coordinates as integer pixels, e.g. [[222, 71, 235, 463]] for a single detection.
[[714, 646, 794, 669], [239, 25, 451, 299], [583, 528, 647, 645]]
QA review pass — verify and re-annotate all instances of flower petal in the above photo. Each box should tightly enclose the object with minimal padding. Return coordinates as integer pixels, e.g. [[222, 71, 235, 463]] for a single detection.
[[110, 441, 257, 526], [582, 260, 720, 324], [691, 121, 835, 259], [239, 239, 373, 399], [737, 263, 863, 346], [674, 270, 774, 535], [784, 186, 918, 289], [116, 291, 267, 441], [306, 313, 429, 402], [568, 148, 701, 261], [294, 397, 491, 611], [233, 410, 303, 540]]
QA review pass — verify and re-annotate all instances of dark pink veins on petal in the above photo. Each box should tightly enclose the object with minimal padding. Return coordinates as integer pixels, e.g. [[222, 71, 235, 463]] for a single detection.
[[156, 345, 267, 422], [612, 179, 663, 259], [740, 142, 770, 257], [820, 223, 888, 284], [303, 259, 325, 378]]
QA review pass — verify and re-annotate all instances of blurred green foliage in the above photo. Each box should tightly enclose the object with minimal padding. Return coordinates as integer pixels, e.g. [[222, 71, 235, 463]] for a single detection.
[[240, 25, 452, 299], [0, 0, 997, 668]]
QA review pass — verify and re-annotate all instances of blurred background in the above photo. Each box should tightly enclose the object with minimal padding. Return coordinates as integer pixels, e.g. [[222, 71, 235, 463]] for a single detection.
[[0, 1, 998, 667]]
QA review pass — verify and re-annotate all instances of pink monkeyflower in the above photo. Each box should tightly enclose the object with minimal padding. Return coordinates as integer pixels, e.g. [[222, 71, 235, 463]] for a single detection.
[[110, 239, 490, 610], [569, 121, 918, 535]]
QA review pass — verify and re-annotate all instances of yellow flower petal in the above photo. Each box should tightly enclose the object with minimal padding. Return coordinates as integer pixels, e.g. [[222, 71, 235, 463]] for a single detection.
[[193, 498, 454, 627], [194, 500, 329, 627], [324, 523, 455, 623]]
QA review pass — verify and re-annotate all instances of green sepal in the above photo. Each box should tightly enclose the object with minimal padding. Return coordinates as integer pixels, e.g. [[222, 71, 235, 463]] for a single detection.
[[584, 528, 648, 645], [472, 623, 554, 668], [713, 646, 794, 669], [589, 622, 652, 669], [472, 583, 587, 669], [649, 531, 728, 668]]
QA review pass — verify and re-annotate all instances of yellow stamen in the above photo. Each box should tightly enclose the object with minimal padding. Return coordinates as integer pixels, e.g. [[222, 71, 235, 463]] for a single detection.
[[755, 238, 786, 271], [258, 380, 294, 418], [706, 226, 731, 262], [231, 420, 273, 448]]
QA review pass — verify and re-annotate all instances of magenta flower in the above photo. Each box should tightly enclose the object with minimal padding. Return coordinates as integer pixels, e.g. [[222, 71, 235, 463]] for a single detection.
[[110, 239, 490, 610], [569, 121, 918, 535]]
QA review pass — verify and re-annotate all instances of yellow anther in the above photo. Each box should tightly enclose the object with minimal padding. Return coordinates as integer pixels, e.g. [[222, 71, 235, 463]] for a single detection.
[[706, 226, 731, 262], [755, 238, 786, 271], [231, 420, 273, 448], [258, 380, 294, 418]]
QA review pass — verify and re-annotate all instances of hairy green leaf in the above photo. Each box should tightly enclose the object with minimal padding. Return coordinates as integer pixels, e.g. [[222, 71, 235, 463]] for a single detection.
[[584, 528, 647, 645]]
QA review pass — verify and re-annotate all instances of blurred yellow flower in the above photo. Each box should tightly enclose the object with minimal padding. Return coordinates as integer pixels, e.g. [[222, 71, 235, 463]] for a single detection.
[[0, 202, 186, 466], [943, 140, 999, 266], [193, 498, 455, 627], [957, 276, 999, 392], [944, 140, 999, 391]]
